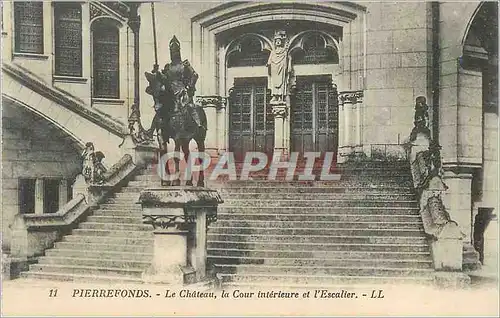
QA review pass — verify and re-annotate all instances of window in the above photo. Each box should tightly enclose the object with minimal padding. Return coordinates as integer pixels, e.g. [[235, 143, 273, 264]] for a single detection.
[[19, 178, 36, 214], [14, 2, 44, 54], [92, 20, 120, 99], [293, 33, 339, 65], [43, 179, 60, 214], [54, 3, 82, 77], [228, 36, 270, 67]]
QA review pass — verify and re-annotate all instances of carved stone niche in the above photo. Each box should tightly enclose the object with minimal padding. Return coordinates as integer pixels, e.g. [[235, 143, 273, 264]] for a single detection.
[[138, 187, 223, 285]]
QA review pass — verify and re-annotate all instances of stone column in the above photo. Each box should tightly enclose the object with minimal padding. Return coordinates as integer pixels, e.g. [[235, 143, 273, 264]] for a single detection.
[[442, 170, 474, 243], [58, 179, 68, 208], [338, 91, 363, 161], [217, 97, 227, 154], [34, 179, 44, 215], [138, 187, 222, 284], [271, 101, 289, 156]]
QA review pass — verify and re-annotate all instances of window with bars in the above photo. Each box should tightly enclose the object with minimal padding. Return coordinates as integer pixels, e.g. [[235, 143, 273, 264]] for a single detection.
[[92, 21, 120, 99], [14, 2, 44, 54], [293, 33, 339, 65], [54, 3, 82, 77]]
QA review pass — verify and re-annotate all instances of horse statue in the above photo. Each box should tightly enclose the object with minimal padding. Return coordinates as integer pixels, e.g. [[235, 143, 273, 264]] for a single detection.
[[144, 36, 207, 187]]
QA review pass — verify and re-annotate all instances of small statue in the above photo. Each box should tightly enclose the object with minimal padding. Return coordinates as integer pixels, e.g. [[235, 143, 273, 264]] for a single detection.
[[267, 30, 291, 104], [81, 142, 95, 182], [93, 151, 107, 184], [409, 96, 431, 141]]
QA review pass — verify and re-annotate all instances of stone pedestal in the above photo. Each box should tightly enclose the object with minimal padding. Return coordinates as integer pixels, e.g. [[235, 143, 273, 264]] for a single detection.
[[120, 134, 157, 168], [138, 187, 223, 284], [271, 101, 289, 156]]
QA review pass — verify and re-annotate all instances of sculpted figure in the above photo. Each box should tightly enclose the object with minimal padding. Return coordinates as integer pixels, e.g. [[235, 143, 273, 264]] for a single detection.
[[267, 30, 291, 103]]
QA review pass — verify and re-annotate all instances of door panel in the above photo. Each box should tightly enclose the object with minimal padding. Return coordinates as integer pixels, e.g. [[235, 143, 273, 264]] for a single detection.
[[291, 76, 338, 156], [229, 78, 274, 162]]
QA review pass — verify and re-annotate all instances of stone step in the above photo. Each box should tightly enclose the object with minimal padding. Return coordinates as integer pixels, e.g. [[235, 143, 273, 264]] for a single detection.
[[217, 213, 422, 223], [37, 256, 150, 269], [44, 249, 153, 261], [207, 255, 433, 269], [206, 233, 428, 245], [98, 204, 142, 210], [91, 209, 144, 217], [209, 226, 424, 237], [217, 273, 434, 286], [207, 248, 431, 260], [208, 241, 429, 253], [218, 206, 420, 215], [79, 222, 151, 231], [54, 241, 153, 253], [214, 181, 414, 188], [28, 264, 144, 278], [71, 229, 152, 238], [220, 199, 417, 208], [215, 185, 415, 194], [213, 264, 435, 277], [218, 192, 416, 200], [20, 271, 142, 283], [211, 220, 423, 230], [104, 197, 141, 204], [86, 216, 143, 224], [63, 235, 153, 246]]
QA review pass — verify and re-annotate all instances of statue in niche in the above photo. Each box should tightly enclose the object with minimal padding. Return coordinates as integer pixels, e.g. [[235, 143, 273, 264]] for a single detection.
[[267, 30, 291, 104]]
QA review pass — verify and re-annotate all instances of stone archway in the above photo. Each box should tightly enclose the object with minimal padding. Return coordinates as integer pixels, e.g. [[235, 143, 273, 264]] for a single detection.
[[439, 2, 498, 255], [191, 2, 366, 157]]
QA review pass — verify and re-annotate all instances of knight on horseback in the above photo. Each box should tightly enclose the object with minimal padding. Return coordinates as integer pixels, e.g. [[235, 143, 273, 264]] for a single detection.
[[147, 36, 205, 137]]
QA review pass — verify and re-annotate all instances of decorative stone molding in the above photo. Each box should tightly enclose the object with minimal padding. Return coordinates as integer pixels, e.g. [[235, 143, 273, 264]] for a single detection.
[[90, 3, 108, 20], [338, 90, 363, 105], [196, 95, 226, 110], [271, 102, 288, 119]]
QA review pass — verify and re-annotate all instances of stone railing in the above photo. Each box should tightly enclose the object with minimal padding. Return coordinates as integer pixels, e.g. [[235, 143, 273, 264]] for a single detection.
[[405, 97, 463, 271], [9, 154, 138, 277]]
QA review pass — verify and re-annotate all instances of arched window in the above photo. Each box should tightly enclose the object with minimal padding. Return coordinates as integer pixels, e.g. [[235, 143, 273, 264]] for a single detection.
[[92, 20, 120, 99], [228, 36, 270, 67], [293, 33, 339, 65], [14, 2, 44, 54], [54, 3, 82, 77]]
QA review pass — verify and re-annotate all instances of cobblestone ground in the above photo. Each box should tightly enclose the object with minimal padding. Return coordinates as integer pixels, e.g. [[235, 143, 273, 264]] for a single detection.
[[2, 277, 498, 316]]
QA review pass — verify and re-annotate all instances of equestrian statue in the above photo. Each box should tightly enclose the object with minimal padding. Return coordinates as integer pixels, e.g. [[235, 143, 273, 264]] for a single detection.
[[144, 35, 208, 187]]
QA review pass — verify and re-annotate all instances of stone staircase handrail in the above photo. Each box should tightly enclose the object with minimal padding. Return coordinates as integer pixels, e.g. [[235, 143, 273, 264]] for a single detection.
[[406, 96, 463, 271], [10, 154, 139, 263], [21, 194, 88, 229], [2, 63, 127, 138]]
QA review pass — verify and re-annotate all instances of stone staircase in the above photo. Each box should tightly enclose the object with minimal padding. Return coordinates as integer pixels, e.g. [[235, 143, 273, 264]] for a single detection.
[[207, 161, 437, 287], [20, 175, 153, 283]]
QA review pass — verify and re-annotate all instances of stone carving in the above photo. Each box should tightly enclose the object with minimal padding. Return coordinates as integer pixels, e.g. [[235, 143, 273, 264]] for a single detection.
[[81, 142, 107, 184], [196, 95, 226, 110], [128, 103, 153, 145], [267, 30, 291, 104], [338, 90, 364, 105], [271, 103, 288, 118], [89, 3, 108, 21], [409, 96, 431, 141]]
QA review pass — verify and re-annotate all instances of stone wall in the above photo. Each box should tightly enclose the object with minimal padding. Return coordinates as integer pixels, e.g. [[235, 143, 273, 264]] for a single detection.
[[362, 2, 432, 145], [2, 101, 81, 252]]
